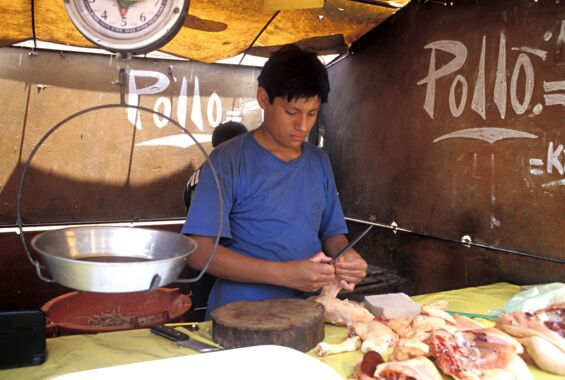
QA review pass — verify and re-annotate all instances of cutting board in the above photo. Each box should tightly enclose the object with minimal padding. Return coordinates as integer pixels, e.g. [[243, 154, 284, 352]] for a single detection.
[[211, 298, 325, 352]]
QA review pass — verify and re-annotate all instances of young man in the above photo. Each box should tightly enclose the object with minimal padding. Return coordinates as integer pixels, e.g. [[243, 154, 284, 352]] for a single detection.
[[182, 45, 367, 318]]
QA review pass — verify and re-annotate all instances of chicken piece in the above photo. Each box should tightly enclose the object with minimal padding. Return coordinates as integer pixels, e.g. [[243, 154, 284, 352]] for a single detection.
[[320, 254, 346, 298], [390, 315, 456, 345], [316, 318, 397, 357], [390, 338, 430, 361], [430, 328, 523, 379], [321, 280, 342, 298], [385, 317, 415, 337], [496, 303, 565, 352], [442, 355, 533, 380], [404, 329, 433, 344], [421, 303, 456, 325], [313, 295, 374, 326], [504, 354, 535, 380], [316, 336, 361, 356], [350, 351, 385, 380], [411, 315, 457, 334], [383, 313, 457, 341], [424, 300, 449, 310], [452, 314, 487, 330], [350, 319, 398, 354], [519, 335, 565, 376], [374, 357, 443, 380]]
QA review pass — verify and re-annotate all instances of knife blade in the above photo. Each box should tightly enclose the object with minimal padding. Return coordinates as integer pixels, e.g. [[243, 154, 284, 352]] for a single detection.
[[331, 224, 374, 263], [150, 325, 222, 353]]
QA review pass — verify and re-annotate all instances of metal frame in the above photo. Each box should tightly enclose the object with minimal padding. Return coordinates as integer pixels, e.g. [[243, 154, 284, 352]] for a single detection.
[[16, 68, 223, 285]]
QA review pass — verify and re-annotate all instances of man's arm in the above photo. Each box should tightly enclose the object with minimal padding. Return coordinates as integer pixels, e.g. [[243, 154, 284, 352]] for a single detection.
[[187, 235, 337, 293], [323, 234, 368, 289]]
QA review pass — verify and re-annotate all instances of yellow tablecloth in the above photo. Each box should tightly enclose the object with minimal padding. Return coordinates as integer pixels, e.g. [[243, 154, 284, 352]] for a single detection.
[[2, 283, 562, 380]]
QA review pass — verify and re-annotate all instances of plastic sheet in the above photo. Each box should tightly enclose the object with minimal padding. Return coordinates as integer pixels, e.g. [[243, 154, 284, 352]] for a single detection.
[[504, 283, 565, 313]]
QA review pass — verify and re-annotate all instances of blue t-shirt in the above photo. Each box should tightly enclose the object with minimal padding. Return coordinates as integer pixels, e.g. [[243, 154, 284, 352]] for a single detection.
[[181, 132, 347, 316]]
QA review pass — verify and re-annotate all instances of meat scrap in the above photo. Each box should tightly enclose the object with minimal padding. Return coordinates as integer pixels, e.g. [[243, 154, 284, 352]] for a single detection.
[[350, 351, 385, 380], [496, 303, 565, 376], [315, 320, 397, 357], [519, 336, 565, 376], [390, 338, 430, 362], [313, 295, 374, 326], [317, 336, 361, 357], [374, 357, 443, 380], [350, 320, 399, 354], [316, 297, 538, 379], [496, 303, 565, 351], [429, 327, 530, 380], [321, 279, 343, 298], [382, 300, 463, 341]]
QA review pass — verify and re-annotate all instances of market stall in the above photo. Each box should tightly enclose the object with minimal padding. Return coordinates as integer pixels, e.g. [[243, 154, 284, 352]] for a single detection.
[[2, 283, 564, 379], [1, 1, 564, 379]]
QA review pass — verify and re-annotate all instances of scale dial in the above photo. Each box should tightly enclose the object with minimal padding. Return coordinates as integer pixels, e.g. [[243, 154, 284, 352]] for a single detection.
[[64, 0, 189, 55]]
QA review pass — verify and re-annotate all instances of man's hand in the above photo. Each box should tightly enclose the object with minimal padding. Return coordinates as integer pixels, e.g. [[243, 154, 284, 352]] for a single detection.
[[334, 249, 367, 291], [276, 252, 336, 292]]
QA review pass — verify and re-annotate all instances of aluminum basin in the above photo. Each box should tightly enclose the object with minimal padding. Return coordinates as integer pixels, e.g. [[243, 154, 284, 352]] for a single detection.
[[31, 226, 197, 293]]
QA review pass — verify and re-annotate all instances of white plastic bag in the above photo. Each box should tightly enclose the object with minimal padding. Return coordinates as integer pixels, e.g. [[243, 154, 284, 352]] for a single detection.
[[504, 283, 565, 313]]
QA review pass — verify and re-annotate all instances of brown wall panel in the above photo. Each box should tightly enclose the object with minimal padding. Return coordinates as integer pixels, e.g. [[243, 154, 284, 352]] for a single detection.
[[0, 48, 261, 226], [326, 0, 565, 290], [0, 48, 260, 310], [347, 223, 564, 296]]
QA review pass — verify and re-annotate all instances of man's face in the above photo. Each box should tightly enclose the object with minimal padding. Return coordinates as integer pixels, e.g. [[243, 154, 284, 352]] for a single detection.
[[257, 87, 321, 152]]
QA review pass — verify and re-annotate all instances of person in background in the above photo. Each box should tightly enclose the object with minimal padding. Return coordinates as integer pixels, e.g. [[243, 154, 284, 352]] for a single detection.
[[184, 121, 248, 210], [184, 120, 248, 320], [182, 44, 368, 319]]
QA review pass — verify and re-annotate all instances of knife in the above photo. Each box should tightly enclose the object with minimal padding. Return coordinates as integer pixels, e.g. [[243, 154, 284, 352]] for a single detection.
[[331, 224, 374, 263], [150, 325, 222, 353]]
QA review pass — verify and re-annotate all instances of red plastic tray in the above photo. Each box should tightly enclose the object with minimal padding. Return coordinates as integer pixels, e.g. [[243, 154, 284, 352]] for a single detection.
[[42, 288, 191, 335]]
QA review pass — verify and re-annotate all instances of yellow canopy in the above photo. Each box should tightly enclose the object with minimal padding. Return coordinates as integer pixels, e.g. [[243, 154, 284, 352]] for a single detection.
[[0, 0, 409, 63]]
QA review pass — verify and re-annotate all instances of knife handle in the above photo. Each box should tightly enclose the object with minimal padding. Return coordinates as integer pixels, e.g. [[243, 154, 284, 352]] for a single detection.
[[150, 325, 188, 341]]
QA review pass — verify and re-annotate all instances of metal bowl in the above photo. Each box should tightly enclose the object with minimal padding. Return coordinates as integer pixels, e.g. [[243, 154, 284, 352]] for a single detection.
[[31, 226, 197, 293]]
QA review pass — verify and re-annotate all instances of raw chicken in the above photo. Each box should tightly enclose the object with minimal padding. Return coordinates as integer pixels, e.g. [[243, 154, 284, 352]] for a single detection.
[[390, 338, 430, 361], [382, 301, 460, 341], [429, 327, 525, 380], [350, 351, 385, 380], [374, 357, 443, 380], [350, 320, 399, 353], [452, 314, 486, 330], [519, 336, 565, 376], [496, 303, 565, 352], [315, 318, 397, 357], [321, 279, 342, 298], [316, 336, 361, 356], [496, 303, 565, 375], [313, 295, 374, 326], [383, 314, 456, 344], [421, 302, 456, 325]]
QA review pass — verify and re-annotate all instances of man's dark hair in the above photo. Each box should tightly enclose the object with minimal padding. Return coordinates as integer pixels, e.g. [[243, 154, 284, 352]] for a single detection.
[[211, 121, 248, 147], [258, 44, 330, 104]]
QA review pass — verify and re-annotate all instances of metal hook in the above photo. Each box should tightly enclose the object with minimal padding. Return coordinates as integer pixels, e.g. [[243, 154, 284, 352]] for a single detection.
[[423, 0, 453, 5], [168, 65, 177, 83], [461, 235, 472, 247], [119, 68, 126, 105]]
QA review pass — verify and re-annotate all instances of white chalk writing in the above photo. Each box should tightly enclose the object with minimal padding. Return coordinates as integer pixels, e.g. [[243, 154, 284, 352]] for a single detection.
[[126, 70, 260, 135], [419, 27, 563, 122]]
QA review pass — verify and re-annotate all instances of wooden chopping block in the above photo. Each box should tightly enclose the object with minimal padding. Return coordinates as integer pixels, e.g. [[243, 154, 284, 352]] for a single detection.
[[211, 298, 325, 352]]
